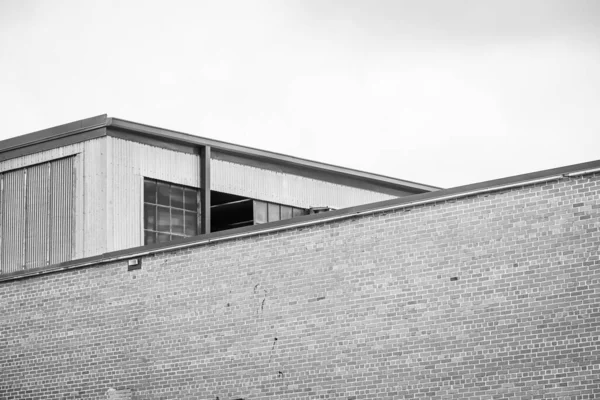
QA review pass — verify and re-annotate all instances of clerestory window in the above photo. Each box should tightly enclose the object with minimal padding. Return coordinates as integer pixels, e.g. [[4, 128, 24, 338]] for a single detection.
[[143, 178, 310, 246], [143, 178, 199, 245]]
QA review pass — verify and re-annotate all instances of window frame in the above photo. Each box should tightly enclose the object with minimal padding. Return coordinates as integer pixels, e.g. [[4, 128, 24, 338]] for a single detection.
[[142, 178, 200, 245]]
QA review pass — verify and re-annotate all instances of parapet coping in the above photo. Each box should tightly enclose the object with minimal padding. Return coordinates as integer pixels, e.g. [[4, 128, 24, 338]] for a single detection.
[[1, 158, 599, 283]]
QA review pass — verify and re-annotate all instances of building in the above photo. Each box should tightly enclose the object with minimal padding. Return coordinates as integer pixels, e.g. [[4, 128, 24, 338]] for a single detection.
[[0, 115, 437, 277], [1, 116, 599, 399]]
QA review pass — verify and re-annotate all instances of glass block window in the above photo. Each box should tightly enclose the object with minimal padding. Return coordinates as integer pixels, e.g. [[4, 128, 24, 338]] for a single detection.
[[144, 178, 198, 245]]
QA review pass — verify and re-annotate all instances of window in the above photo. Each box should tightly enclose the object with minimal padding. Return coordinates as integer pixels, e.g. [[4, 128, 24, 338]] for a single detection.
[[210, 191, 254, 232], [143, 181, 309, 245], [209, 191, 308, 232], [143, 178, 199, 245], [253, 200, 307, 224]]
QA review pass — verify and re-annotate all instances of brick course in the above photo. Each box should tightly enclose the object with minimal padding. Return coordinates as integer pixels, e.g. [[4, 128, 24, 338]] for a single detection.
[[1, 174, 599, 399]]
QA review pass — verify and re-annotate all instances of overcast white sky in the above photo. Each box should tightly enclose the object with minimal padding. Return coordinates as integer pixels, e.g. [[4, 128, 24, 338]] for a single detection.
[[1, 0, 599, 188]]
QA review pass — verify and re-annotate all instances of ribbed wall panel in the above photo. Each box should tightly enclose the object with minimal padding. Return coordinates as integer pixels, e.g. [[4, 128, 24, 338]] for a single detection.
[[0, 137, 106, 261], [82, 138, 107, 257], [211, 160, 395, 210], [50, 157, 74, 264], [0, 142, 85, 173], [25, 163, 50, 269], [1, 170, 26, 273], [73, 154, 85, 259], [106, 137, 200, 252], [0, 175, 2, 270]]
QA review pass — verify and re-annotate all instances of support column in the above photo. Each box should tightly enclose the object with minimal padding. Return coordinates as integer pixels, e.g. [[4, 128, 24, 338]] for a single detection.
[[200, 146, 211, 234]]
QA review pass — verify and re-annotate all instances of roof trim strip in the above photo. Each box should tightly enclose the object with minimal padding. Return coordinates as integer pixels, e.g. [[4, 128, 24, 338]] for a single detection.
[[0, 114, 108, 153], [0, 115, 440, 193], [107, 117, 440, 192]]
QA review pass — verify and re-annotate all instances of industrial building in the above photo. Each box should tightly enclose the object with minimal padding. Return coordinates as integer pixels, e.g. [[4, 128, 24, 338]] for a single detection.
[[1, 116, 599, 399], [0, 115, 437, 278]]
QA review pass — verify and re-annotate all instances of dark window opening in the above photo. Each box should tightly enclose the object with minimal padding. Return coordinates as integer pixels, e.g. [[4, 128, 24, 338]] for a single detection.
[[211, 190, 309, 232], [211, 191, 254, 232], [143, 181, 310, 244]]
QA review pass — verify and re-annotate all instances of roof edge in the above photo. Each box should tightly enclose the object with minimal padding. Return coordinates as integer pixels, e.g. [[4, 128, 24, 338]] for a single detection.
[[2, 157, 599, 283], [0, 114, 108, 153], [108, 117, 441, 192], [0, 115, 440, 193]]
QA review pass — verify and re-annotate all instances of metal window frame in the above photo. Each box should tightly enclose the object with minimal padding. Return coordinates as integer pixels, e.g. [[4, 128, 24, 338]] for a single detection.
[[142, 177, 200, 244]]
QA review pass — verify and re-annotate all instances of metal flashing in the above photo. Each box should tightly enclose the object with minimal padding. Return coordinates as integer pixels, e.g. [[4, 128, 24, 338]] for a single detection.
[[1, 115, 439, 193], [107, 118, 440, 193], [0, 127, 106, 162], [0, 115, 108, 154], [1, 157, 598, 283], [108, 118, 440, 193]]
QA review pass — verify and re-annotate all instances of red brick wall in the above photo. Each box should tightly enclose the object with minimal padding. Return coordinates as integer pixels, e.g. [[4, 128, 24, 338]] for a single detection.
[[2, 174, 599, 399]]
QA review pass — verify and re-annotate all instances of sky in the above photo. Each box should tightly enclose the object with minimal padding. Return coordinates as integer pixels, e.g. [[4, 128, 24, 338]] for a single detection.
[[0, 0, 599, 189]]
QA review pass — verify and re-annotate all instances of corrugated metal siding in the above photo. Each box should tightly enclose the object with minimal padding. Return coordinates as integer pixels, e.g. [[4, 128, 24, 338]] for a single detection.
[[73, 153, 85, 259], [0, 137, 107, 261], [106, 137, 201, 252], [1, 169, 26, 273], [0, 156, 76, 274], [50, 157, 75, 264], [25, 163, 50, 269], [0, 175, 2, 270], [211, 159, 396, 210], [0, 142, 85, 172], [0, 134, 396, 271], [82, 138, 107, 258]]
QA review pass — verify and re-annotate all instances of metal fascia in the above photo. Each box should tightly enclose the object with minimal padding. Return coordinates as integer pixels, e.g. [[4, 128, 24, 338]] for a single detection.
[[107, 117, 441, 193]]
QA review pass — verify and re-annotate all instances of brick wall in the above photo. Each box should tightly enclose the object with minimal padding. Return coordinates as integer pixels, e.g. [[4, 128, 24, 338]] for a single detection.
[[1, 174, 599, 399]]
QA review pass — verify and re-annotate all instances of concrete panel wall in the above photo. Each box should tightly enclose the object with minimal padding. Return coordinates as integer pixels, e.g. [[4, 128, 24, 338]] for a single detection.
[[1, 173, 598, 399]]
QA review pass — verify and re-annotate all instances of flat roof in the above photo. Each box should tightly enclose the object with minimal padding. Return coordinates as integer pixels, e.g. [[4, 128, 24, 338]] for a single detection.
[[0, 114, 440, 194], [1, 156, 598, 283]]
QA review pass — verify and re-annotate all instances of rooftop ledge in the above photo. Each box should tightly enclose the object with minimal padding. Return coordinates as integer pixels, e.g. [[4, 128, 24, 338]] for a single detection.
[[1, 157, 599, 283]]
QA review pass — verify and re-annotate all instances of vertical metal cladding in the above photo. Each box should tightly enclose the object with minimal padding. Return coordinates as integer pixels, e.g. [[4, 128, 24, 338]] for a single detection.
[[1, 169, 25, 273], [211, 159, 396, 210], [49, 157, 74, 264], [0, 139, 95, 262], [82, 138, 108, 258], [0, 157, 75, 274], [107, 137, 200, 252], [24, 163, 50, 269]]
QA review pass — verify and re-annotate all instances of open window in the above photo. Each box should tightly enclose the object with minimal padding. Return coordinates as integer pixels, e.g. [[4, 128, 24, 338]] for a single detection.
[[143, 179, 309, 244], [210, 190, 309, 232], [211, 191, 253, 232]]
